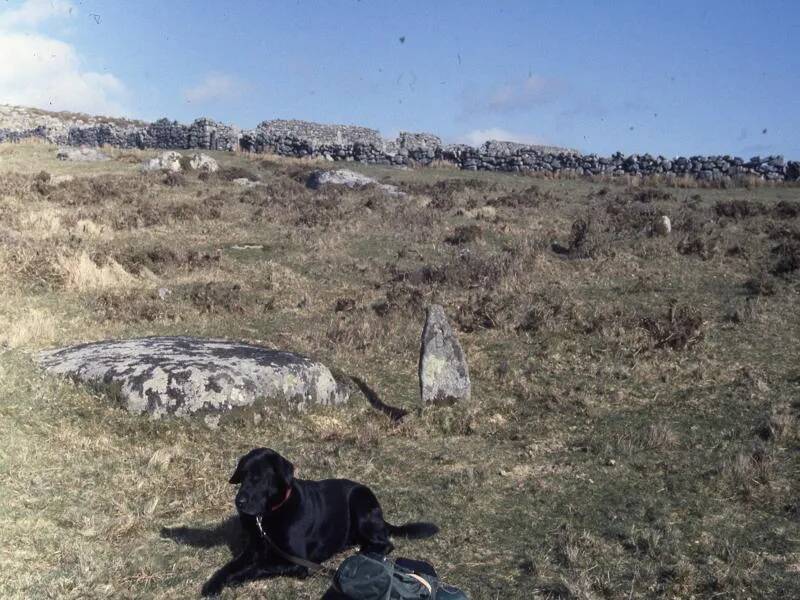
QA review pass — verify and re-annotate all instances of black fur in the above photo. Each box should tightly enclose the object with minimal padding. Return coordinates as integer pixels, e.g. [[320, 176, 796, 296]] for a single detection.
[[200, 448, 438, 597]]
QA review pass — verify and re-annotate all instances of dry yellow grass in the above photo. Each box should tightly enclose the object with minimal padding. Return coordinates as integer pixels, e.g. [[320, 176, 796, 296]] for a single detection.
[[57, 251, 137, 291]]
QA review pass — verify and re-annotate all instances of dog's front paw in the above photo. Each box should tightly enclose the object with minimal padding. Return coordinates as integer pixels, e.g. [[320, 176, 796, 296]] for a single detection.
[[201, 578, 224, 597]]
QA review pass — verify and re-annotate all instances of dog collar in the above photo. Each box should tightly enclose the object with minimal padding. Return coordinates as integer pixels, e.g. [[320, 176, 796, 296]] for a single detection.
[[270, 486, 292, 511]]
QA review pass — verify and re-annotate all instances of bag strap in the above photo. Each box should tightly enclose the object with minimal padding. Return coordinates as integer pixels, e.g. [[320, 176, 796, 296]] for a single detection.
[[255, 516, 338, 578]]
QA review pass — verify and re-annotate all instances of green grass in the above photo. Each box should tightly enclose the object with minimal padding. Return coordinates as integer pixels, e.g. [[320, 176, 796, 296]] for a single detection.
[[0, 142, 799, 598]]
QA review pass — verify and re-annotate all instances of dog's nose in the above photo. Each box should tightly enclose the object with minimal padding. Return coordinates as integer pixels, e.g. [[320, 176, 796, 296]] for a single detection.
[[235, 493, 248, 509]]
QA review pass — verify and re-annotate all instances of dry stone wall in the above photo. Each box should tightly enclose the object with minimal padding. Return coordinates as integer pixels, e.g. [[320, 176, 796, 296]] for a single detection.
[[1, 104, 797, 181]]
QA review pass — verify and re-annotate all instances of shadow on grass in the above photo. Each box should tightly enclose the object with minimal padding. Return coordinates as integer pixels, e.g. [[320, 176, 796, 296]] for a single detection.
[[160, 516, 348, 599], [160, 515, 245, 555]]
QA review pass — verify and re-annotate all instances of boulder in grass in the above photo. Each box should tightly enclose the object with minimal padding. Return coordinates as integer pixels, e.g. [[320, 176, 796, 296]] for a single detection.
[[232, 177, 259, 188], [37, 336, 350, 420], [307, 169, 405, 197], [189, 153, 219, 173], [142, 150, 183, 173], [56, 147, 109, 162], [418, 305, 471, 405], [654, 215, 671, 236]]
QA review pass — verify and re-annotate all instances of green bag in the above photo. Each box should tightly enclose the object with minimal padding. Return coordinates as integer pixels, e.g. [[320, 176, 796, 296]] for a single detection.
[[334, 552, 468, 600]]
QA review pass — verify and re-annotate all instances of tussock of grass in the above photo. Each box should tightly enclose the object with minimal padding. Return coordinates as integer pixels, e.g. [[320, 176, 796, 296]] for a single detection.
[[57, 251, 137, 291]]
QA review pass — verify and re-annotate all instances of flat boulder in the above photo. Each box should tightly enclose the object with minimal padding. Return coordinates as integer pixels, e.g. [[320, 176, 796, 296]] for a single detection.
[[307, 169, 404, 197], [418, 305, 471, 405], [56, 147, 109, 162], [232, 177, 259, 188], [37, 336, 350, 419]]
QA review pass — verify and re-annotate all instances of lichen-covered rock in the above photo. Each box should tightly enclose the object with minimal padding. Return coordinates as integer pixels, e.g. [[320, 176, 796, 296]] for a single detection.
[[37, 336, 350, 418], [418, 305, 471, 405], [307, 169, 403, 196], [142, 150, 183, 172], [189, 153, 219, 173]]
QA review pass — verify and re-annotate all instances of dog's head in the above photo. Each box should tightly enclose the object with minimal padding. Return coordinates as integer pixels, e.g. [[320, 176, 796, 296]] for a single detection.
[[229, 448, 295, 516]]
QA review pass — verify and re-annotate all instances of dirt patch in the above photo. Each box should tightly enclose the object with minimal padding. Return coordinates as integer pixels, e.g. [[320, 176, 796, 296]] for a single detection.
[[769, 241, 800, 277], [714, 199, 767, 219], [445, 224, 483, 245], [115, 246, 220, 275], [90, 289, 176, 323], [639, 303, 705, 350], [162, 171, 187, 187], [217, 165, 260, 182]]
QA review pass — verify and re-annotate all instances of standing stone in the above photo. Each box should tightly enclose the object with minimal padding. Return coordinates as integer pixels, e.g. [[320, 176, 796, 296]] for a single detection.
[[419, 305, 470, 405]]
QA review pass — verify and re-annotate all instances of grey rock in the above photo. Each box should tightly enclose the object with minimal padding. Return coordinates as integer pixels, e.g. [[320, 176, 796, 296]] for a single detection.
[[188, 153, 219, 173], [142, 150, 183, 172], [418, 305, 470, 405], [51, 174, 75, 184], [56, 147, 109, 162], [37, 336, 350, 418], [232, 177, 259, 188], [306, 169, 404, 197], [654, 215, 671, 236]]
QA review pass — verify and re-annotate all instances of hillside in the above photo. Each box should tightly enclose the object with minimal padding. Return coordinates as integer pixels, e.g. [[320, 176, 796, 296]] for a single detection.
[[0, 141, 798, 598]]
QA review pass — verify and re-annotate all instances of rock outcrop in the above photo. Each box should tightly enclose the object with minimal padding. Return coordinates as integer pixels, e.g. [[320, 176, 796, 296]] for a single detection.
[[418, 305, 471, 405], [37, 336, 351, 419]]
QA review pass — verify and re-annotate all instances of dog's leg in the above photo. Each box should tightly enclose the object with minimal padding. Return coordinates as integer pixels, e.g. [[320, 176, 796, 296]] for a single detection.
[[200, 549, 255, 597], [202, 554, 308, 596], [351, 488, 394, 555]]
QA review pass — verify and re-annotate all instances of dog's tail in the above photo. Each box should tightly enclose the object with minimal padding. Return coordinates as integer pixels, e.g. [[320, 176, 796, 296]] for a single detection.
[[386, 521, 439, 539]]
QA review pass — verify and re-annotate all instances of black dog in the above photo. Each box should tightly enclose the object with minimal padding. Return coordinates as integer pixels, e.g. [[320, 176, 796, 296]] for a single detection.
[[201, 448, 438, 596]]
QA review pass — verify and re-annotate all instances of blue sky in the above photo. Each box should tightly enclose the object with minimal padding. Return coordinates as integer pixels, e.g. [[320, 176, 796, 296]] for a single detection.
[[1, 0, 799, 157]]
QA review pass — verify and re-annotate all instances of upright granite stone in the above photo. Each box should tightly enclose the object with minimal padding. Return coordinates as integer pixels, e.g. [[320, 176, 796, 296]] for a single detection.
[[37, 336, 350, 419], [418, 305, 471, 405]]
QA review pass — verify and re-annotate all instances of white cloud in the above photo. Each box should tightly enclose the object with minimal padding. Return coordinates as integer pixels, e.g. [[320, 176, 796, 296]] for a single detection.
[[184, 73, 247, 104], [463, 75, 564, 116], [458, 127, 548, 147], [487, 75, 563, 113], [0, 0, 73, 29], [0, 1, 129, 116]]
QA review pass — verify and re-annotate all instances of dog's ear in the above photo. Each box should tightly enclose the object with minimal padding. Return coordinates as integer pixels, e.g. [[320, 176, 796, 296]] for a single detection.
[[229, 452, 252, 484], [276, 454, 295, 486]]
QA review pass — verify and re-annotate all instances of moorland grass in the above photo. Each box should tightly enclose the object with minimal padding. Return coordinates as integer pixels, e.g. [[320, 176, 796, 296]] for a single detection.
[[0, 143, 798, 599]]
